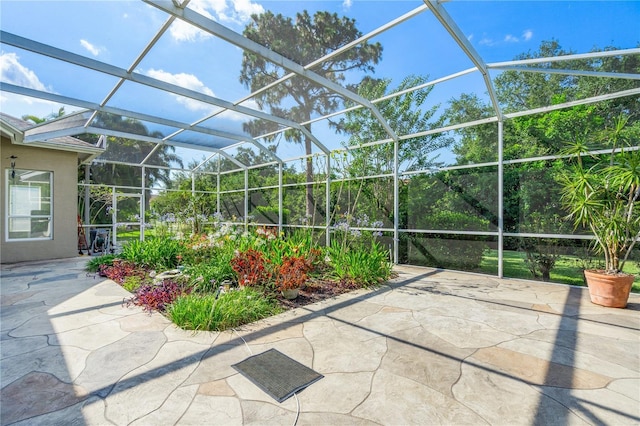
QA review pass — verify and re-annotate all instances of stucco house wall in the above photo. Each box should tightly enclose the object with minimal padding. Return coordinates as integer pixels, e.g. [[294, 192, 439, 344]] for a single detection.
[[1, 113, 103, 264], [1, 136, 81, 263]]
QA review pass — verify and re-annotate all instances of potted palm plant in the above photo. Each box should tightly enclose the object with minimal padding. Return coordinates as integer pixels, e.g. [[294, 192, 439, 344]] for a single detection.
[[558, 114, 639, 308]]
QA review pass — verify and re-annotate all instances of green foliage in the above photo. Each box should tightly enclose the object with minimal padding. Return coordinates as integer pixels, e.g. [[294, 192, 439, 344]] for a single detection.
[[326, 238, 391, 287], [326, 214, 391, 286], [340, 75, 451, 173], [240, 10, 382, 215], [183, 251, 236, 294], [105, 221, 393, 330], [122, 275, 145, 292], [119, 238, 185, 270], [406, 234, 489, 271], [406, 211, 490, 270], [480, 249, 640, 292], [557, 115, 640, 272], [85, 254, 117, 272], [253, 205, 288, 225], [425, 210, 491, 232], [168, 288, 282, 331]]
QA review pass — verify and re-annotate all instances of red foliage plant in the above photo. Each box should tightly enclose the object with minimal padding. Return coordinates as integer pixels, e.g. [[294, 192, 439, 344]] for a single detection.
[[100, 259, 146, 284], [126, 279, 191, 313], [276, 256, 312, 291], [231, 249, 271, 286]]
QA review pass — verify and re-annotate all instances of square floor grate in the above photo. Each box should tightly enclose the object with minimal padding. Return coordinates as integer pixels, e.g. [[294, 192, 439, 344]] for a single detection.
[[232, 348, 323, 403]]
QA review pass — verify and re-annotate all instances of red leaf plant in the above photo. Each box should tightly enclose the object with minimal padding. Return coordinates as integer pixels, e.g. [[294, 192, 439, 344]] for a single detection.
[[100, 259, 146, 284], [231, 249, 271, 287], [275, 256, 312, 291], [126, 279, 191, 313]]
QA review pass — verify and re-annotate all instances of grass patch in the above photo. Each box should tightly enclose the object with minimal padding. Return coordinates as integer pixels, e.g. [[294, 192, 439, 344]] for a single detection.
[[85, 254, 117, 272], [480, 250, 640, 293], [168, 287, 282, 331]]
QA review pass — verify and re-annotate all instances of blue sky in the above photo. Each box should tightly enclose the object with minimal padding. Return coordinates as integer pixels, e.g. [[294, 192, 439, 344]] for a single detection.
[[1, 0, 639, 164]]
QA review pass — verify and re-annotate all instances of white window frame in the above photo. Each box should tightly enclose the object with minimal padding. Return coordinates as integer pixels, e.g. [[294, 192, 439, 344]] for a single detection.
[[5, 169, 53, 241]]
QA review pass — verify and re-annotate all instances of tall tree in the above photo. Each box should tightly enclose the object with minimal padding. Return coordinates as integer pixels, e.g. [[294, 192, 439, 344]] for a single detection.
[[336, 75, 450, 219], [441, 40, 639, 274], [80, 112, 183, 190], [239, 10, 383, 215], [77, 113, 183, 223]]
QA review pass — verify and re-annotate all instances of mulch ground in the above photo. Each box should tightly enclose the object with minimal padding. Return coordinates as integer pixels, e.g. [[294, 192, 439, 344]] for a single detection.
[[275, 277, 361, 309]]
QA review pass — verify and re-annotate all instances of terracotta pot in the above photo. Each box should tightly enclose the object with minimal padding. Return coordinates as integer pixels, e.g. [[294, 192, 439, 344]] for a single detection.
[[584, 269, 634, 308], [281, 288, 299, 300]]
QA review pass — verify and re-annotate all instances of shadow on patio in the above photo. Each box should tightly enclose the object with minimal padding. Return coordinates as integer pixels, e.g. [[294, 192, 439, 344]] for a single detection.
[[1, 259, 639, 425]]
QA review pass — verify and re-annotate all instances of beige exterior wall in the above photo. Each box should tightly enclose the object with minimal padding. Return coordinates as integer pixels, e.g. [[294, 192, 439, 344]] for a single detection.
[[1, 136, 79, 263]]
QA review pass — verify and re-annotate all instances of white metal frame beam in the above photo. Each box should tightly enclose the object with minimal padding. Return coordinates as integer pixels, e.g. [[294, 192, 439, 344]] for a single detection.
[[143, 0, 400, 143], [423, 0, 503, 120], [0, 82, 282, 163], [0, 31, 311, 144]]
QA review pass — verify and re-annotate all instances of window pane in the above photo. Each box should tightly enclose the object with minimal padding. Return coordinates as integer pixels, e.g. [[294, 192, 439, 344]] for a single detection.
[[6, 169, 53, 240]]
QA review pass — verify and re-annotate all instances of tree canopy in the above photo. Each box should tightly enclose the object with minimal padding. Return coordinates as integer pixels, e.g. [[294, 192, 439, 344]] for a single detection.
[[240, 10, 383, 214]]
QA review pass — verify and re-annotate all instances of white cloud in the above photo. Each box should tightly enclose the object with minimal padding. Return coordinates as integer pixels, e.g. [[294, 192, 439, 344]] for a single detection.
[[479, 37, 495, 46], [145, 69, 259, 121], [80, 39, 102, 56], [503, 30, 533, 44], [146, 68, 217, 112], [230, 0, 264, 22], [169, 0, 264, 42], [170, 2, 215, 42], [0, 52, 70, 118], [342, 0, 353, 10], [0, 52, 48, 90]]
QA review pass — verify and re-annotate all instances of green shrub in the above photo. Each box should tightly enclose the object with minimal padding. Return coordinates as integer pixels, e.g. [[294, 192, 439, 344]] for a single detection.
[[253, 206, 289, 225], [409, 234, 488, 270], [168, 288, 282, 331], [119, 238, 185, 270], [326, 239, 392, 287], [122, 275, 144, 292], [412, 211, 490, 270], [423, 210, 490, 231], [184, 256, 236, 294], [85, 254, 117, 272]]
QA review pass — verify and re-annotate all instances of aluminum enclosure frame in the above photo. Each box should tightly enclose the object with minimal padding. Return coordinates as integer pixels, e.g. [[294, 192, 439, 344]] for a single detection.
[[1, 0, 638, 276]]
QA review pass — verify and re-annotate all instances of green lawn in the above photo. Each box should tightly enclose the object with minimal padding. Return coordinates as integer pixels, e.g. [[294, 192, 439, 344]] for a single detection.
[[479, 249, 640, 293], [115, 229, 140, 242]]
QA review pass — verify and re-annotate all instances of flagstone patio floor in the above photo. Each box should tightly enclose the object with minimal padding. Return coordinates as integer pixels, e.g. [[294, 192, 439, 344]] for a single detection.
[[1, 257, 639, 425]]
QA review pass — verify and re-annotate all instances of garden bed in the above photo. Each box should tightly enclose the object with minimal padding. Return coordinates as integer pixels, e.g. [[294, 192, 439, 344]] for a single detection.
[[87, 216, 392, 331]]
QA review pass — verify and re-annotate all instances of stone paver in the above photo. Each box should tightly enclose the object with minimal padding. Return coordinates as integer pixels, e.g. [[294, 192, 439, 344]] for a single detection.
[[1, 257, 639, 425]]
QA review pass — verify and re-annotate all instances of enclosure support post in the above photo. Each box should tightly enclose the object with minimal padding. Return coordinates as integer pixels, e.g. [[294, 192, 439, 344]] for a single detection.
[[111, 187, 117, 248], [244, 169, 249, 232], [278, 162, 283, 233], [326, 153, 331, 247], [141, 166, 146, 241], [393, 139, 399, 264], [216, 155, 221, 214], [498, 120, 504, 278], [84, 164, 91, 247]]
